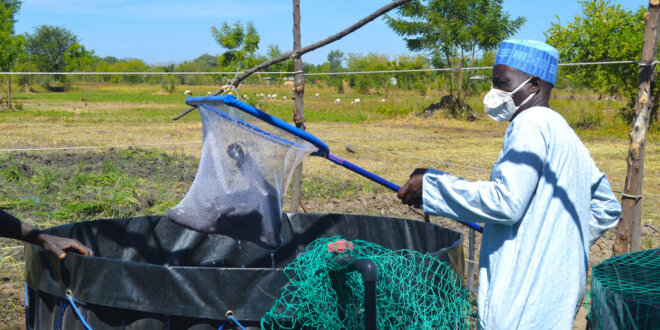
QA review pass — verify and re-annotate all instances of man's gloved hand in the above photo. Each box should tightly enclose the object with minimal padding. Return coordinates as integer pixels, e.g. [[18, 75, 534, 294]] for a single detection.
[[397, 168, 428, 208], [37, 233, 94, 259]]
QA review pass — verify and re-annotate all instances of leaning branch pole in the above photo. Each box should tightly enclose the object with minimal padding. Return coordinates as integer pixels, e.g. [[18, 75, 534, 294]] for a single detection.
[[290, 0, 305, 212], [613, 0, 660, 255], [172, 0, 412, 120]]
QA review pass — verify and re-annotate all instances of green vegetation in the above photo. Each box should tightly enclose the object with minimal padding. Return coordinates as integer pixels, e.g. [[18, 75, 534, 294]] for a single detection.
[[0, 148, 197, 228], [25, 25, 78, 74], [0, 0, 24, 109], [211, 20, 261, 71], [385, 0, 525, 117], [545, 0, 652, 121]]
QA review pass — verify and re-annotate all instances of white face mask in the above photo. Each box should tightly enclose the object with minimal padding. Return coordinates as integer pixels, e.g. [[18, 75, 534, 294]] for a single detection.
[[483, 77, 536, 122]]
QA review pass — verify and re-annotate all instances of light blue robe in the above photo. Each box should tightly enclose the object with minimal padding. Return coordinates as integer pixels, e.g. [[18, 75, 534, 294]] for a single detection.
[[422, 106, 621, 329]]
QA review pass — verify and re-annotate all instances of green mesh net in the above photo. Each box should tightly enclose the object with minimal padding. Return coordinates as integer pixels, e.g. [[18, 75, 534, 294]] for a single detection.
[[589, 248, 660, 329], [261, 236, 471, 329]]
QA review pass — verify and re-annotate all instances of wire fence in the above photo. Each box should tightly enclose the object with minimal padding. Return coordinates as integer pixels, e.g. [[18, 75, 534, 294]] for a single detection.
[[0, 59, 655, 76]]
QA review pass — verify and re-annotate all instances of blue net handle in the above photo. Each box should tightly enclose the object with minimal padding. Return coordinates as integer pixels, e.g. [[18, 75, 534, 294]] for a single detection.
[[186, 95, 483, 233]]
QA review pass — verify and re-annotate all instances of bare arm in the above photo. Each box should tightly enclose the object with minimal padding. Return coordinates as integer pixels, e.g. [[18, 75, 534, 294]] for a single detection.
[[0, 209, 93, 258]]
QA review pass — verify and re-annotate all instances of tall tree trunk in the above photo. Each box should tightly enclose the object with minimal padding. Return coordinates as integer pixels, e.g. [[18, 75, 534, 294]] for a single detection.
[[290, 0, 306, 212], [82, 60, 87, 101], [457, 50, 464, 106], [613, 0, 660, 255], [446, 55, 455, 96], [7, 74, 12, 109]]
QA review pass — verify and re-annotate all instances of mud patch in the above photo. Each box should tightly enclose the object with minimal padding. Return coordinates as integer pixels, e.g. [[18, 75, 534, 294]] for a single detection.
[[6, 148, 197, 183]]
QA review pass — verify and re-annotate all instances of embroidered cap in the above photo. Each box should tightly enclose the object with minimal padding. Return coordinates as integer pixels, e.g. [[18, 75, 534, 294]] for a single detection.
[[494, 39, 559, 86]]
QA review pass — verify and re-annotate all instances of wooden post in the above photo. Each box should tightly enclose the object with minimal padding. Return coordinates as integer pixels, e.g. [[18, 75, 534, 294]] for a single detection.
[[613, 0, 660, 255], [290, 0, 306, 212], [468, 228, 476, 292]]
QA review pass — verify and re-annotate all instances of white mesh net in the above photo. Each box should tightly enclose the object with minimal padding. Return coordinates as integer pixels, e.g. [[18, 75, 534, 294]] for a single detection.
[[167, 103, 317, 249]]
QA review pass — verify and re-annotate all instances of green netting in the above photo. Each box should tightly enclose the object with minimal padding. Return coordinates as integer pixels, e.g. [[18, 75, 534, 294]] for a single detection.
[[589, 248, 660, 330], [261, 236, 471, 329]]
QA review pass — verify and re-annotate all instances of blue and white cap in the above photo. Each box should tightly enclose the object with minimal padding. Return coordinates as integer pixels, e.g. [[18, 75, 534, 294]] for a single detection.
[[494, 39, 559, 86]]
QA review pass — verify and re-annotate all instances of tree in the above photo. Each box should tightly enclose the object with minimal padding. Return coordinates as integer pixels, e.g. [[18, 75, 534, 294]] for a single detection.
[[210, 21, 260, 72], [107, 58, 149, 84], [346, 52, 392, 94], [260, 44, 291, 85], [25, 25, 78, 76], [545, 0, 647, 110], [102, 56, 119, 65], [193, 53, 220, 69], [0, 0, 23, 108], [327, 49, 345, 72], [385, 0, 525, 118], [327, 49, 345, 93], [392, 54, 433, 95], [65, 43, 94, 100]]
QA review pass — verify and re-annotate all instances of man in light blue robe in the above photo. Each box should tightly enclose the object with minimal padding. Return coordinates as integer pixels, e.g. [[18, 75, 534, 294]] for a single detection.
[[397, 40, 621, 329]]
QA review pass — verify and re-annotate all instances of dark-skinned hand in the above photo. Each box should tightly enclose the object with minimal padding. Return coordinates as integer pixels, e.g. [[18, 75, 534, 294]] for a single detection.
[[37, 233, 94, 259], [397, 168, 428, 208]]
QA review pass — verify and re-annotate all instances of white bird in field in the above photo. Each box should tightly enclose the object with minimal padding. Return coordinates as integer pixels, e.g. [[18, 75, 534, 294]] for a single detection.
[[380, 99, 386, 102], [354, 98, 360, 104], [228, 92, 233, 95], [184, 90, 192, 96], [350, 101, 355, 105], [242, 94, 248, 99], [272, 93, 278, 98], [267, 94, 272, 99], [207, 92, 212, 96], [283, 96, 287, 100], [314, 93, 320, 98], [334, 98, 341, 104]]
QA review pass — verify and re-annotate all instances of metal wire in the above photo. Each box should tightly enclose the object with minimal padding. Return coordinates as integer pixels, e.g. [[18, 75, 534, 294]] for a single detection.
[[0, 60, 651, 76]]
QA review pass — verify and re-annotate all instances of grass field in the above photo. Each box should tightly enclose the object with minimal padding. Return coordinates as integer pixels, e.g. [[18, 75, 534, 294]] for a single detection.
[[0, 82, 659, 327]]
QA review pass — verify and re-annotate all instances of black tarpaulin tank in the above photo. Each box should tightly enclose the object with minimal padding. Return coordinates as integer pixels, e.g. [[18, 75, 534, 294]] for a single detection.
[[24, 213, 465, 329]]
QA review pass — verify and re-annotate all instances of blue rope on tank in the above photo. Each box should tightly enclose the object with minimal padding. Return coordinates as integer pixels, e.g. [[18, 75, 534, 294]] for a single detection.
[[228, 314, 246, 330], [24, 284, 31, 330], [66, 292, 93, 330], [53, 299, 68, 330]]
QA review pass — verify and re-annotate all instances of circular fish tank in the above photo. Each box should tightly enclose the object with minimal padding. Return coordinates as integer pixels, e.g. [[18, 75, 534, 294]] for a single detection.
[[24, 213, 464, 329]]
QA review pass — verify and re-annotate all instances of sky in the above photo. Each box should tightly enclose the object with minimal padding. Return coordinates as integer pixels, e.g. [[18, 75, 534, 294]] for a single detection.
[[14, 0, 649, 66]]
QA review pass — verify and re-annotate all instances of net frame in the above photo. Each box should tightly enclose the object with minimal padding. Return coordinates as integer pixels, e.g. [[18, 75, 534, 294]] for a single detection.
[[167, 99, 317, 249]]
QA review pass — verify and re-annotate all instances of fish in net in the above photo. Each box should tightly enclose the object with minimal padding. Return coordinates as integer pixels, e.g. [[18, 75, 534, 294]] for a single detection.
[[261, 236, 472, 329], [167, 103, 317, 250]]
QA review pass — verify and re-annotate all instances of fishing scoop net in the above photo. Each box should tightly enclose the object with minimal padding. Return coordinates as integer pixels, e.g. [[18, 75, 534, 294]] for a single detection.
[[588, 248, 660, 329], [167, 103, 317, 250], [261, 236, 471, 329]]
